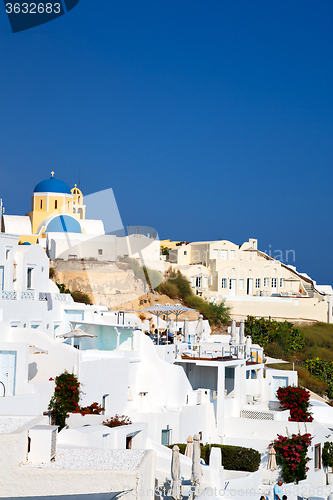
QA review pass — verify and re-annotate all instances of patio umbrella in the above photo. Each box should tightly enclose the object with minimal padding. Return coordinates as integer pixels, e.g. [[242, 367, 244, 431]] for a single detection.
[[29, 345, 48, 355], [57, 328, 97, 348], [191, 434, 202, 497], [239, 320, 245, 344], [230, 319, 237, 345], [267, 446, 277, 470], [183, 318, 189, 343], [185, 435, 193, 458], [57, 328, 97, 339], [137, 304, 196, 344], [195, 315, 204, 343], [171, 445, 182, 500]]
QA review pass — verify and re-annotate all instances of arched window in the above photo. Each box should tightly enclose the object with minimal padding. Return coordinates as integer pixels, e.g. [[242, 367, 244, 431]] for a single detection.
[[55, 200, 58, 209], [40, 200, 43, 209]]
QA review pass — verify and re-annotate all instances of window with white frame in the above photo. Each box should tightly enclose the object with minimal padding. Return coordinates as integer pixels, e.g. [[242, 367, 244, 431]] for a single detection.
[[196, 277, 202, 288], [238, 279, 244, 290], [264, 278, 269, 287], [203, 277, 208, 288], [221, 278, 227, 289], [230, 250, 235, 259], [220, 249, 228, 260], [213, 249, 218, 258], [209, 276, 213, 286], [98, 249, 103, 255], [190, 277, 194, 286], [272, 278, 277, 288], [255, 278, 260, 289], [280, 278, 285, 287]]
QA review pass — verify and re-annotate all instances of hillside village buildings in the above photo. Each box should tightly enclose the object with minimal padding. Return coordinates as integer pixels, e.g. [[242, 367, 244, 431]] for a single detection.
[[1, 175, 333, 498], [168, 239, 333, 324]]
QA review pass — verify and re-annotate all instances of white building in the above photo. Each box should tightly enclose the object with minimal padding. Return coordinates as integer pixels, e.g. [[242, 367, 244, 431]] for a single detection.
[[168, 238, 333, 323]]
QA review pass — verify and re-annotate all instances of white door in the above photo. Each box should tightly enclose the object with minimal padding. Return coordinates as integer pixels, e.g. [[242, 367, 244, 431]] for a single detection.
[[0, 351, 16, 396], [247, 278, 253, 295], [272, 376, 288, 399], [229, 279, 236, 296], [272, 278, 277, 294]]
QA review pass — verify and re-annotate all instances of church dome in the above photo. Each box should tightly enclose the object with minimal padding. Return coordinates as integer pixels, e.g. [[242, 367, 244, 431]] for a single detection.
[[45, 215, 81, 233], [34, 174, 71, 194]]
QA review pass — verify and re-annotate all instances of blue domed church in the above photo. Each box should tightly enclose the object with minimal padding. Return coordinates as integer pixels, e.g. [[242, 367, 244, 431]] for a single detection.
[[1, 172, 87, 244]]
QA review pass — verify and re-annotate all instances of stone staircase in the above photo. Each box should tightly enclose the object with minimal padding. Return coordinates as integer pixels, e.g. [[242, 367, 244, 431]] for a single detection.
[[303, 282, 314, 297]]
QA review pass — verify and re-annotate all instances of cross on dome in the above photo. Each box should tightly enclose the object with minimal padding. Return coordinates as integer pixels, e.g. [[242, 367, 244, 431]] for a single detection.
[[51, 171, 55, 177]]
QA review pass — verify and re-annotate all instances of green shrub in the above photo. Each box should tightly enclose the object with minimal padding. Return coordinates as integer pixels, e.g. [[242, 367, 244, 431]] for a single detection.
[[157, 281, 179, 299], [322, 442, 333, 469], [71, 290, 92, 304], [244, 316, 304, 354], [167, 443, 260, 471], [57, 283, 71, 295]]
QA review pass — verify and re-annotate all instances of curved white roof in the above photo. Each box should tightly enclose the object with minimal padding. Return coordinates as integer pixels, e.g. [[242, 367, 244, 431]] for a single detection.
[[2, 215, 32, 235], [80, 219, 105, 235]]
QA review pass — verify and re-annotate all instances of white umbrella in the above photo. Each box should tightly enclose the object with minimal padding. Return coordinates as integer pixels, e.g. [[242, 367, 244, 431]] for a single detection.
[[191, 434, 202, 497], [183, 318, 189, 343], [230, 319, 237, 345], [267, 446, 277, 470], [195, 315, 204, 343], [185, 435, 193, 458], [239, 319, 245, 344], [29, 345, 48, 355], [57, 328, 97, 339], [171, 445, 182, 500]]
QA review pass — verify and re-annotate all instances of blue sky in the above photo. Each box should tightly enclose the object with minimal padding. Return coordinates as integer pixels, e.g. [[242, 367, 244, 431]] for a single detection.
[[0, 1, 332, 284]]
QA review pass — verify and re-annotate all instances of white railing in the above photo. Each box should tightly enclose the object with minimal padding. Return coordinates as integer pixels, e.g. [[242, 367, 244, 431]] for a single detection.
[[21, 291, 35, 300], [241, 409, 275, 420], [2, 290, 18, 300], [54, 293, 69, 301]]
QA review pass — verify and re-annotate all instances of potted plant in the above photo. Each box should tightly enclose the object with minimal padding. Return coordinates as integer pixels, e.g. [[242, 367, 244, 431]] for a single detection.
[[322, 441, 333, 484]]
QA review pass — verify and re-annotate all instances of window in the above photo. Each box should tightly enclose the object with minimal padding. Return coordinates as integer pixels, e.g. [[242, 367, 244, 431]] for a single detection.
[[314, 444, 321, 469], [161, 426, 172, 446], [209, 276, 213, 286], [221, 278, 227, 289], [55, 200, 58, 209], [5, 248, 10, 260], [196, 277, 202, 288], [27, 267, 34, 290], [272, 278, 277, 288], [98, 249, 103, 256], [221, 249, 227, 260], [213, 249, 218, 259], [203, 277, 208, 288], [184, 251, 187, 255], [264, 278, 269, 287], [190, 277, 194, 286], [239, 279, 244, 290], [230, 250, 235, 259], [280, 278, 285, 287], [255, 279, 260, 289], [40, 200, 43, 209]]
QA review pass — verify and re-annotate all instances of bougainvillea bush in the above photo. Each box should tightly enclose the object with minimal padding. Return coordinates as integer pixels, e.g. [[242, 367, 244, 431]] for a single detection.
[[79, 402, 105, 415], [272, 431, 312, 484], [103, 415, 132, 428], [276, 386, 313, 422], [48, 370, 81, 430], [48, 371, 104, 430]]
